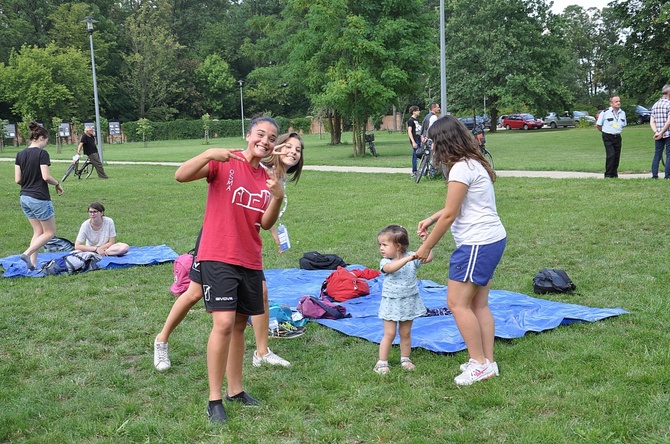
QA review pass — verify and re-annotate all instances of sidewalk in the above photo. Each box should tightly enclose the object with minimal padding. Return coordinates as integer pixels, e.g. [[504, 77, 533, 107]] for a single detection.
[[0, 158, 650, 178], [300, 165, 649, 179]]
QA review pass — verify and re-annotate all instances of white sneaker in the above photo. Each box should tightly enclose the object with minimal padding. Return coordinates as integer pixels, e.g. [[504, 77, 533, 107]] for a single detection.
[[154, 336, 171, 371], [252, 348, 291, 367], [454, 359, 495, 386], [460, 358, 499, 376]]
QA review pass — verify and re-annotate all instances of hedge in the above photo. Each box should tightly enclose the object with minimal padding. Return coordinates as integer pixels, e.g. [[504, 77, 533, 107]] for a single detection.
[[121, 117, 312, 142]]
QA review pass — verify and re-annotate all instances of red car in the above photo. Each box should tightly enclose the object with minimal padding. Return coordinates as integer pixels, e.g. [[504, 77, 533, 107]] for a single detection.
[[502, 113, 544, 130]]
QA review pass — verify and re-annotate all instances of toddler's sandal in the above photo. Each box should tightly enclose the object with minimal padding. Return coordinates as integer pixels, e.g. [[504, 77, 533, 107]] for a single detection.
[[401, 359, 416, 371], [373, 363, 390, 375]]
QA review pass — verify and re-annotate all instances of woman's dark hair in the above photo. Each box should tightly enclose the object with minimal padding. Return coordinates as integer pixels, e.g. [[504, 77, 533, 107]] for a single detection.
[[88, 202, 105, 214], [428, 115, 496, 182], [248, 114, 279, 134], [409, 105, 419, 113], [377, 224, 410, 254], [28, 121, 49, 141]]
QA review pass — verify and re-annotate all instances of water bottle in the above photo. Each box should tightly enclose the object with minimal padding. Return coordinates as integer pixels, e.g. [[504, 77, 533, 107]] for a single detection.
[[277, 224, 291, 251], [269, 317, 279, 334]]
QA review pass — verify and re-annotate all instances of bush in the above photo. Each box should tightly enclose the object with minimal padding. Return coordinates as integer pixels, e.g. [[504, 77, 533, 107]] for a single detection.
[[120, 117, 314, 142]]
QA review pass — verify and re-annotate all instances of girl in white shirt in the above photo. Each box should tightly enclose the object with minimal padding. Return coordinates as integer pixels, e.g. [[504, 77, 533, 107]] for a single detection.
[[415, 115, 506, 386]]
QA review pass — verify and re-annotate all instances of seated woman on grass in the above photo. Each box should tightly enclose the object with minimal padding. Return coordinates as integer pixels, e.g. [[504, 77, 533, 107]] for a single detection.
[[74, 202, 129, 256]]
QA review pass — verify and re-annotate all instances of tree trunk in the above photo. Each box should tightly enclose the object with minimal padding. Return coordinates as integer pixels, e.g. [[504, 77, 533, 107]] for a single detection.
[[330, 110, 342, 145]]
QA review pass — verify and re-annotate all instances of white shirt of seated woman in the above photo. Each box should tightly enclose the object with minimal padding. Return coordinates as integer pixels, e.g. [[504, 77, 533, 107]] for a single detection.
[[74, 202, 129, 256]]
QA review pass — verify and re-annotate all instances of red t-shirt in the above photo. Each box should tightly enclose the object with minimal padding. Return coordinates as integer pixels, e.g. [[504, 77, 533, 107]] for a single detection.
[[197, 155, 271, 270]]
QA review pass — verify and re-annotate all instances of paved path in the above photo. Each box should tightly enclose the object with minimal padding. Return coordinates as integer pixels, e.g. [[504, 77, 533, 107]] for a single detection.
[[0, 157, 650, 179], [303, 165, 649, 179]]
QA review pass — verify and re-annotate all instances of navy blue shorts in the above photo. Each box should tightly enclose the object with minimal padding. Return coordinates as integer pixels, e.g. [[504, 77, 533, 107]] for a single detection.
[[449, 238, 506, 286], [199, 261, 264, 315]]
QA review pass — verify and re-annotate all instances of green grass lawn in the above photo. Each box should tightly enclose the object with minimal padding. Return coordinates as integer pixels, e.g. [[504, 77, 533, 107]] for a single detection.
[[0, 123, 660, 173], [1, 127, 669, 443]]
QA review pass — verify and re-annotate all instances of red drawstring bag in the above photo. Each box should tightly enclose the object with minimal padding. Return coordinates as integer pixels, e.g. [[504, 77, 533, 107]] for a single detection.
[[321, 266, 373, 302]]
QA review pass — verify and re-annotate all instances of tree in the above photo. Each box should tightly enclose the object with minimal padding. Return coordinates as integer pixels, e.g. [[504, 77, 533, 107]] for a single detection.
[[195, 54, 236, 117], [553, 6, 601, 101], [283, 0, 433, 154], [122, 0, 185, 120], [0, 43, 91, 124], [605, 1, 670, 103], [136, 118, 152, 147], [444, 0, 572, 129]]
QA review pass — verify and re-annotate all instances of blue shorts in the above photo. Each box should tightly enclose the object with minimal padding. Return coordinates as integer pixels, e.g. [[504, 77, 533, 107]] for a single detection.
[[200, 261, 264, 315], [20, 195, 55, 221], [449, 238, 506, 286]]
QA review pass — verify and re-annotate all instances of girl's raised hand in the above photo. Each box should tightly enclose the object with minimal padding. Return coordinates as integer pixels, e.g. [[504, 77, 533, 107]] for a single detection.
[[271, 143, 288, 155], [265, 168, 285, 199], [208, 148, 245, 162]]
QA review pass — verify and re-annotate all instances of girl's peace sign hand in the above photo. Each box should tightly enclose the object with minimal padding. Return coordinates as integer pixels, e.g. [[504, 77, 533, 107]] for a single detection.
[[271, 143, 289, 156], [265, 168, 285, 200], [208, 148, 245, 162]]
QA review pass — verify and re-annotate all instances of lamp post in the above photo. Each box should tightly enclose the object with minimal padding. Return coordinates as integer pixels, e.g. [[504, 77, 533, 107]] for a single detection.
[[238, 80, 245, 139], [440, 0, 447, 114], [82, 16, 104, 162]]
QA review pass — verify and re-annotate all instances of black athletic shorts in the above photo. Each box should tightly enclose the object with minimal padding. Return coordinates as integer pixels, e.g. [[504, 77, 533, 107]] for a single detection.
[[199, 261, 264, 314]]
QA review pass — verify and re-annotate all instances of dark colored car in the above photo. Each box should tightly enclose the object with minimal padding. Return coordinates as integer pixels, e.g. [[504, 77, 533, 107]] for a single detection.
[[635, 105, 651, 124], [502, 113, 544, 130], [458, 116, 490, 130]]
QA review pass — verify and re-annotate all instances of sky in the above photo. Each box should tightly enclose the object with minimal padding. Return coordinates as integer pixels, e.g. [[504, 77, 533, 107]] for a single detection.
[[550, 0, 603, 14]]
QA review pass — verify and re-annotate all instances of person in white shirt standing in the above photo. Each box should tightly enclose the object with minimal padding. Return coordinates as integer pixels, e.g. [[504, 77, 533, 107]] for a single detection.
[[596, 96, 627, 178], [415, 115, 506, 386]]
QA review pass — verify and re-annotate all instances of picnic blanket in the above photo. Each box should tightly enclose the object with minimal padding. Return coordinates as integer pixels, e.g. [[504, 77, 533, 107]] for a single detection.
[[1, 245, 179, 278], [264, 266, 628, 353]]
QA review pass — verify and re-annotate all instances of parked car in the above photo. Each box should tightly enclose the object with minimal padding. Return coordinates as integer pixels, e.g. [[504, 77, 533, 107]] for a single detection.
[[457, 116, 490, 130], [497, 115, 508, 128], [544, 112, 575, 128], [502, 113, 544, 130], [573, 111, 596, 124], [634, 105, 651, 124]]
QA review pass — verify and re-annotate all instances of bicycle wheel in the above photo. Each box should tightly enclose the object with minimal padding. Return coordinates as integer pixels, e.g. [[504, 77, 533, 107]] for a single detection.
[[80, 162, 94, 179], [415, 154, 429, 184], [483, 149, 494, 169], [61, 163, 76, 183]]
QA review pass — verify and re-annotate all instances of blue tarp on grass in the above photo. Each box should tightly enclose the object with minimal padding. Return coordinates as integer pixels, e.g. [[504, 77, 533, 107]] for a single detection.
[[264, 266, 628, 353], [1, 245, 179, 278]]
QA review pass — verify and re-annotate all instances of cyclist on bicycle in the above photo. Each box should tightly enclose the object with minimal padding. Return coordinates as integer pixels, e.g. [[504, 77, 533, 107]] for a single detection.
[[77, 126, 109, 179]]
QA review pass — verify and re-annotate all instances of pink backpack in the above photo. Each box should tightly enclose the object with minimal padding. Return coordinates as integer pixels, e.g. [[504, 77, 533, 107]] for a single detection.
[[170, 252, 194, 296]]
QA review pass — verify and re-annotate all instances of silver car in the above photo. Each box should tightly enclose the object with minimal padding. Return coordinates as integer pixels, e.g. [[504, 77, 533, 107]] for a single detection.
[[544, 112, 575, 128]]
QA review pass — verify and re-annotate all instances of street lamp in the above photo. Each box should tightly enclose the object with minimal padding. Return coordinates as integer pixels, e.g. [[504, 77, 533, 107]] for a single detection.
[[238, 80, 245, 139], [82, 16, 104, 162], [440, 0, 447, 114]]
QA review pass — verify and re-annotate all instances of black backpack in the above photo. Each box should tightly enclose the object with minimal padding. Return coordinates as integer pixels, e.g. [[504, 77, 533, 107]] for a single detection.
[[299, 251, 346, 270], [43, 236, 75, 253], [533, 268, 576, 294]]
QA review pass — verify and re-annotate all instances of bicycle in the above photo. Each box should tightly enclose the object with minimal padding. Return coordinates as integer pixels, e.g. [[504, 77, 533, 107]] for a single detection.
[[364, 133, 378, 157], [415, 139, 436, 184], [61, 155, 93, 182], [473, 122, 494, 169]]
